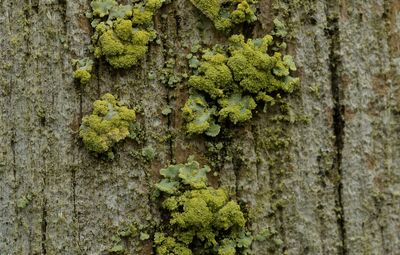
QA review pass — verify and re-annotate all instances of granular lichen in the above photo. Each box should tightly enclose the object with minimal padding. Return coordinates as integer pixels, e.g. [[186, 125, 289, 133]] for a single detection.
[[16, 194, 32, 209], [72, 58, 94, 85], [183, 34, 299, 137], [218, 94, 256, 124], [141, 145, 157, 162], [189, 0, 257, 31], [181, 93, 220, 137], [89, 0, 166, 69], [153, 158, 252, 255], [79, 93, 136, 158]]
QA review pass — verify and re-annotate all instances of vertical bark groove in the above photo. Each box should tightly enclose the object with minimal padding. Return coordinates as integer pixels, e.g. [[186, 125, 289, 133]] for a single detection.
[[71, 167, 79, 250], [41, 197, 47, 255], [166, 91, 174, 161], [11, 129, 17, 227], [326, 3, 346, 254]]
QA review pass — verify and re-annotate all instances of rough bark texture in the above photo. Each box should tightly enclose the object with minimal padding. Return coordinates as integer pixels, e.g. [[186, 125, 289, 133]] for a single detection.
[[0, 0, 399, 254]]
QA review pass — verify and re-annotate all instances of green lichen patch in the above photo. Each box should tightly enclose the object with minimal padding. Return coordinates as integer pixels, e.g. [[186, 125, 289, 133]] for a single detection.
[[79, 93, 136, 157], [181, 93, 220, 137], [154, 159, 252, 255], [189, 0, 257, 31], [272, 18, 287, 38], [218, 94, 256, 124], [72, 58, 94, 85], [155, 159, 211, 193], [108, 220, 159, 254], [188, 53, 233, 98], [254, 226, 283, 251], [16, 194, 32, 209], [109, 244, 125, 254], [89, 0, 166, 68], [141, 145, 157, 162], [159, 50, 188, 88], [183, 34, 299, 136]]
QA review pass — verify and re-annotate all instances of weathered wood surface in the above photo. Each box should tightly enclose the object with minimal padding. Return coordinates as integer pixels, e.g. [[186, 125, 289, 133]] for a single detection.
[[0, 0, 399, 254]]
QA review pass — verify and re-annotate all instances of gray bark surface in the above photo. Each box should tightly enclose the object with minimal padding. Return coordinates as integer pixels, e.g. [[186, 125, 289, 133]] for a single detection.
[[0, 0, 399, 254]]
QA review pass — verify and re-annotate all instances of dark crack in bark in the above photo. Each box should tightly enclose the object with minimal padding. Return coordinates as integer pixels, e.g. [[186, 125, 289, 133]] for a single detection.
[[41, 197, 47, 255], [11, 128, 17, 219], [71, 166, 80, 251], [326, 2, 346, 254], [251, 125, 260, 189], [41, 159, 48, 255]]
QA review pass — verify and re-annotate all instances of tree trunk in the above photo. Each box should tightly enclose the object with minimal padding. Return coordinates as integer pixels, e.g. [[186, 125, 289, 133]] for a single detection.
[[0, 0, 399, 254]]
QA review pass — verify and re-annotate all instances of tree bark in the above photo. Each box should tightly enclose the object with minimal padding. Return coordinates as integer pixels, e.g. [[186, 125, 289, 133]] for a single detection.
[[0, 0, 399, 254]]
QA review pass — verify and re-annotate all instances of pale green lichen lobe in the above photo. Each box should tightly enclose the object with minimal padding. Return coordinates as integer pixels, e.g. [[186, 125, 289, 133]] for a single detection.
[[181, 93, 220, 136], [218, 94, 256, 124]]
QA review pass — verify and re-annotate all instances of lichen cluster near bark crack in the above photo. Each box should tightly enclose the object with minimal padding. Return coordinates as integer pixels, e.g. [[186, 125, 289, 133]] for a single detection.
[[182, 34, 299, 137], [73, 1, 301, 254]]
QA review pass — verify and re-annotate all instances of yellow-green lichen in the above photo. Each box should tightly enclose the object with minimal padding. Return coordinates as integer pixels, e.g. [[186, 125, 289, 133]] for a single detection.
[[153, 159, 252, 255], [89, 0, 165, 68], [141, 145, 157, 161], [272, 18, 287, 38], [72, 58, 93, 85], [17, 194, 32, 209], [190, 0, 257, 31], [188, 53, 233, 98], [79, 93, 136, 157], [218, 94, 256, 124], [183, 34, 299, 137], [181, 93, 221, 137], [91, 0, 117, 18]]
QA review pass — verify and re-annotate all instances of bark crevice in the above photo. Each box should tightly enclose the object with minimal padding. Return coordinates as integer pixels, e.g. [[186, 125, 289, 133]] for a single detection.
[[41, 163, 48, 255], [326, 4, 346, 255], [166, 91, 174, 161], [41, 198, 47, 255], [251, 125, 260, 188], [11, 128, 17, 217], [40, 158, 48, 255], [71, 166, 80, 250]]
